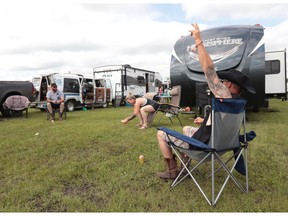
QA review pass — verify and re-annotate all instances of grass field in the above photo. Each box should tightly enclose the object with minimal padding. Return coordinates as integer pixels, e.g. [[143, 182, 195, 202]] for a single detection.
[[0, 99, 287, 212]]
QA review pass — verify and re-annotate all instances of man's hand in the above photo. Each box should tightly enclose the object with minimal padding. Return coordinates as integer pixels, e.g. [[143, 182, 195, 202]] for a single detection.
[[194, 117, 204, 125], [189, 23, 202, 44]]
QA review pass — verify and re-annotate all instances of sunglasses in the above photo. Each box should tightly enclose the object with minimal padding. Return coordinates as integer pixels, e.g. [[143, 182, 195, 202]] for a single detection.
[[220, 79, 229, 83]]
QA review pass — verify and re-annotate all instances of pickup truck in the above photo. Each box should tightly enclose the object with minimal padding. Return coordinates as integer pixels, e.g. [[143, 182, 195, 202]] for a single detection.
[[0, 81, 37, 117]]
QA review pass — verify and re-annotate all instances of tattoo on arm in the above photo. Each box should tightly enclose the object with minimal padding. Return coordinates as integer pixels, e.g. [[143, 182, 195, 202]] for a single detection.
[[205, 67, 231, 98], [126, 113, 136, 122]]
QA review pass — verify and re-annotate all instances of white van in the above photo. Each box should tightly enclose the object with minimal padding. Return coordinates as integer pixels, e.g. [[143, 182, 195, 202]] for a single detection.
[[32, 73, 111, 111]]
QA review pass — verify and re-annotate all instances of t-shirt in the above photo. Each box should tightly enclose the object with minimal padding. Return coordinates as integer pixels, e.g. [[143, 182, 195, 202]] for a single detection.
[[46, 90, 64, 101]]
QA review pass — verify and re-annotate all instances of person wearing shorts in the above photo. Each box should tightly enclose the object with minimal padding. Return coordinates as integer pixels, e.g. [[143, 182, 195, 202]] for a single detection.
[[156, 23, 256, 180], [46, 83, 65, 121], [121, 93, 160, 129]]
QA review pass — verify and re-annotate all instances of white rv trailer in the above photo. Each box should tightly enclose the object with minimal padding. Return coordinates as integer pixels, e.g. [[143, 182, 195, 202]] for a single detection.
[[93, 64, 162, 107], [265, 49, 287, 101]]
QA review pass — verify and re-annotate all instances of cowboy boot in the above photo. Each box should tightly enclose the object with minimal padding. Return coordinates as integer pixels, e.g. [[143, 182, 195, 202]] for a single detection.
[[49, 112, 55, 121], [47, 103, 54, 121], [59, 112, 63, 121], [156, 155, 179, 180]]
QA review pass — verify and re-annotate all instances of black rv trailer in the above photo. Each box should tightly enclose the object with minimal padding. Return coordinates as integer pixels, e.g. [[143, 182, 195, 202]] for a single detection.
[[170, 25, 265, 108]]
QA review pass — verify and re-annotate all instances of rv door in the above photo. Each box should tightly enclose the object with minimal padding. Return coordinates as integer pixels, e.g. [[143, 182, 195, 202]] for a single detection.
[[105, 79, 112, 103], [31, 77, 42, 103], [31, 74, 56, 108], [38, 75, 53, 102]]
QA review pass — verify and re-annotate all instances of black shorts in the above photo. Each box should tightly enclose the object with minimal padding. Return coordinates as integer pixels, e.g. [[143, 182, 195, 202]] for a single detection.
[[151, 101, 160, 110], [148, 100, 160, 110], [51, 103, 61, 109]]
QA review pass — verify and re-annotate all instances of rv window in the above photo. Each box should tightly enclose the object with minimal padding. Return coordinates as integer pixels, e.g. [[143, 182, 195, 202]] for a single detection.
[[155, 79, 162, 87], [47, 75, 55, 86], [137, 76, 145, 84], [95, 80, 104, 87], [64, 78, 80, 93], [265, 60, 280, 75], [84, 79, 93, 85], [150, 75, 155, 82], [32, 78, 41, 87]]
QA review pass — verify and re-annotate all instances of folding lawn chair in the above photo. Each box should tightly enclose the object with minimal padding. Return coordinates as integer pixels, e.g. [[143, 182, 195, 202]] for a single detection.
[[158, 98, 256, 206], [148, 85, 182, 127]]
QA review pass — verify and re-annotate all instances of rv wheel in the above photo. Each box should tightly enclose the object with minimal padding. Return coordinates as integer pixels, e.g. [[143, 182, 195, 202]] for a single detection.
[[252, 106, 260, 113], [66, 100, 75, 112]]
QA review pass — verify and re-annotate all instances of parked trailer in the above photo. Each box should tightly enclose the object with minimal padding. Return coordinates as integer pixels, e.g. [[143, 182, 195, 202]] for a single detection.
[[170, 24, 266, 108], [31, 73, 111, 111], [93, 64, 162, 107], [265, 49, 287, 101]]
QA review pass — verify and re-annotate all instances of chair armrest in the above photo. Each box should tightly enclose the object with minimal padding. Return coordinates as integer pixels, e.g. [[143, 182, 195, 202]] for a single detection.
[[158, 103, 181, 111], [239, 130, 256, 143]]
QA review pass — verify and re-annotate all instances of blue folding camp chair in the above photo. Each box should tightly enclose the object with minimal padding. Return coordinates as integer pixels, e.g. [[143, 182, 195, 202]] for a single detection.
[[158, 98, 256, 206]]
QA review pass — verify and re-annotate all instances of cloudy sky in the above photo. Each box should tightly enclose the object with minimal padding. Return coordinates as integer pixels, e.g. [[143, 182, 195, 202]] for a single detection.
[[1, 1, 288, 81]]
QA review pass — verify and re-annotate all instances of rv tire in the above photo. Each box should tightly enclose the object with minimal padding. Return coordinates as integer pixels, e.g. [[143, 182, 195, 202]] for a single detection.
[[252, 106, 260, 113], [0, 107, 23, 117]]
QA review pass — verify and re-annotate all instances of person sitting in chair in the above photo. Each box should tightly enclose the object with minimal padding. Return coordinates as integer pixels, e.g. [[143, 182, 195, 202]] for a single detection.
[[121, 92, 160, 129], [155, 23, 256, 180], [46, 83, 65, 121]]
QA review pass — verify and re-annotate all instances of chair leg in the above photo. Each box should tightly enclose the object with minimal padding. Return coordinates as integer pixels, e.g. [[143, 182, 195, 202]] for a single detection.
[[176, 115, 183, 126], [64, 108, 67, 119]]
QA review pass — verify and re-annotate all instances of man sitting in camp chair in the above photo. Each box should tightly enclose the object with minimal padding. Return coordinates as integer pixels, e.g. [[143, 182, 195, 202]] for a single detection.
[[46, 83, 65, 121], [156, 23, 256, 180]]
